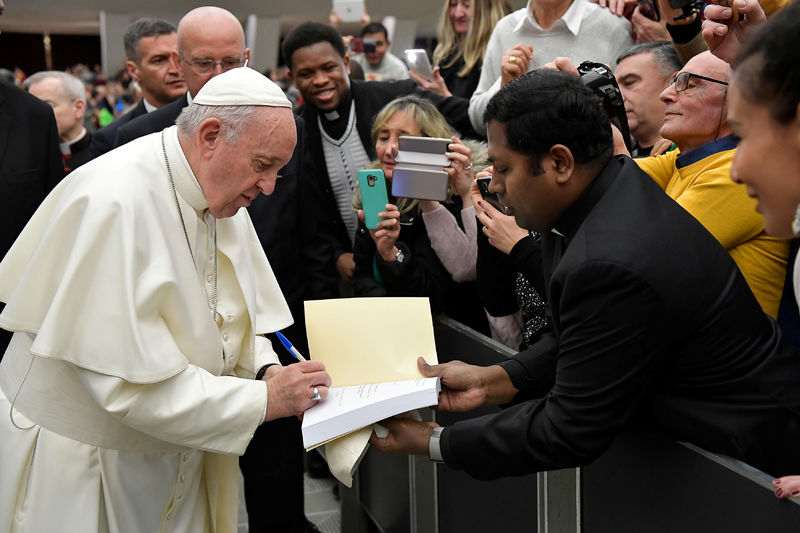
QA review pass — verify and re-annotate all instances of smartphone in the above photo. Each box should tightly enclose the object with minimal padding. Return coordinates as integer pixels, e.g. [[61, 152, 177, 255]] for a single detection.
[[405, 49, 434, 82], [363, 37, 377, 54], [636, 0, 660, 20], [358, 169, 389, 229], [333, 0, 364, 22], [391, 136, 451, 201], [349, 37, 364, 53], [476, 176, 504, 212]]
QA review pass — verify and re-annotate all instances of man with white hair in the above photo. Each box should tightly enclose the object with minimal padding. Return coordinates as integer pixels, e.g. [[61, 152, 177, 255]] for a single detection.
[[0, 67, 331, 533], [27, 70, 92, 173]]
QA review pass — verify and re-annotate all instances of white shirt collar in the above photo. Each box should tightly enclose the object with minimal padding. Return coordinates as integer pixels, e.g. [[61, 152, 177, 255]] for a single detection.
[[515, 0, 585, 36], [143, 98, 158, 113], [59, 128, 87, 155]]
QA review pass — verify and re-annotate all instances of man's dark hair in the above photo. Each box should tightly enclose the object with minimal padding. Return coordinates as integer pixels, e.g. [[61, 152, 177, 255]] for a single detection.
[[282, 22, 345, 71], [360, 22, 389, 39], [617, 41, 682, 77], [484, 69, 613, 165], [734, 1, 800, 124], [123, 18, 177, 63]]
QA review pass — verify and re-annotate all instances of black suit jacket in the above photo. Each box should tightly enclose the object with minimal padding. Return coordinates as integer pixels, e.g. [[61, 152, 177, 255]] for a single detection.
[[89, 99, 148, 156], [443, 156, 800, 479], [114, 94, 188, 147], [298, 79, 475, 263], [0, 80, 65, 352], [248, 116, 338, 316]]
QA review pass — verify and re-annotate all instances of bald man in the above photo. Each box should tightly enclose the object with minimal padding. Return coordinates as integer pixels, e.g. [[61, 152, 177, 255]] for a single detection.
[[114, 6, 250, 147]]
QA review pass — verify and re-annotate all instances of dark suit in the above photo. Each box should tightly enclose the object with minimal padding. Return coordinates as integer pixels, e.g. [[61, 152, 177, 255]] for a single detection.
[[442, 156, 800, 479], [114, 94, 188, 147], [63, 132, 95, 174], [299, 79, 475, 265], [89, 99, 148, 156], [0, 80, 65, 352]]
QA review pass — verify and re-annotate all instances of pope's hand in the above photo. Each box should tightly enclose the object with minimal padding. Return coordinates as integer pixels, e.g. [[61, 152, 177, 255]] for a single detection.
[[369, 417, 439, 455], [417, 357, 517, 412], [263, 361, 331, 421]]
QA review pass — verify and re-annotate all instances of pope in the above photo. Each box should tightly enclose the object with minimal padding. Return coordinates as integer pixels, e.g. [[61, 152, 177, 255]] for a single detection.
[[0, 67, 331, 532]]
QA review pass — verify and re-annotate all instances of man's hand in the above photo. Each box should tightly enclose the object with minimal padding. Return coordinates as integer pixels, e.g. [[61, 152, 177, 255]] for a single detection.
[[501, 44, 533, 87], [542, 56, 579, 77], [335, 252, 355, 285], [409, 67, 453, 98], [369, 418, 439, 455], [631, 6, 671, 42], [418, 357, 517, 411], [702, 0, 766, 64], [263, 361, 332, 421]]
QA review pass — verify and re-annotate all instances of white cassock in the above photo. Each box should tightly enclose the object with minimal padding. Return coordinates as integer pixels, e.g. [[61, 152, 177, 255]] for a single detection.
[[0, 126, 293, 533]]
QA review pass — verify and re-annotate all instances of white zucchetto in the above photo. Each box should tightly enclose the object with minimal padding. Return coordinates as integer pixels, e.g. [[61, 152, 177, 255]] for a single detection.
[[193, 67, 292, 108]]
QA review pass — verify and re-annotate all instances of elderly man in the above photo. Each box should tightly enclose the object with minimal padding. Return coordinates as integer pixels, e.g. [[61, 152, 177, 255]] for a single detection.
[[636, 50, 788, 318], [115, 6, 248, 146], [370, 69, 800, 481], [467, 0, 633, 135], [27, 71, 93, 173], [91, 17, 186, 156], [0, 68, 331, 533], [614, 41, 681, 157]]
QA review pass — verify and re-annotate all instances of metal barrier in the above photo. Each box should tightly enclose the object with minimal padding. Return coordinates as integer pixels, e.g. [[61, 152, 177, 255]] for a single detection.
[[340, 316, 800, 533]]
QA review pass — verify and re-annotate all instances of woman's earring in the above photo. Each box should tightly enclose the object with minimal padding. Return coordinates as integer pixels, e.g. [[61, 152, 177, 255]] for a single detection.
[[792, 204, 800, 236]]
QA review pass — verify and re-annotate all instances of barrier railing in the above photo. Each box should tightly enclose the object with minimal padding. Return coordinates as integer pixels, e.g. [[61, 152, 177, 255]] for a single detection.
[[339, 316, 800, 533]]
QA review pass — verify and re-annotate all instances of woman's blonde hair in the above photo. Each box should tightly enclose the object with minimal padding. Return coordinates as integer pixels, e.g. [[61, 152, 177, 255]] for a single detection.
[[433, 0, 513, 78], [353, 95, 488, 214]]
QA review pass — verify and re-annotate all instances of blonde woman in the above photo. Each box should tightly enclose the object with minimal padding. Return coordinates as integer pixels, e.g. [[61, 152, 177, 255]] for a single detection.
[[352, 95, 489, 331], [410, 0, 512, 99]]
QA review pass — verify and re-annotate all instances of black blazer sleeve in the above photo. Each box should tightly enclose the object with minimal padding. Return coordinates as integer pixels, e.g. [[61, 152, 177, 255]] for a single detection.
[[444, 261, 668, 480]]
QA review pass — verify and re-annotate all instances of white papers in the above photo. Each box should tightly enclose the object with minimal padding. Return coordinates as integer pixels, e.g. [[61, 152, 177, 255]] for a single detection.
[[302, 378, 441, 450]]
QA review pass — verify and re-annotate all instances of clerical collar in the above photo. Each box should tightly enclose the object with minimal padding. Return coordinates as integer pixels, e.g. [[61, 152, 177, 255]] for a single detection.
[[164, 126, 208, 215], [319, 90, 352, 139], [59, 128, 87, 155]]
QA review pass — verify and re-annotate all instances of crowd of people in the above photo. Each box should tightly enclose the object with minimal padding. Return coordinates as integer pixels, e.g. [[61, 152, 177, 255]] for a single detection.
[[1, 0, 799, 530]]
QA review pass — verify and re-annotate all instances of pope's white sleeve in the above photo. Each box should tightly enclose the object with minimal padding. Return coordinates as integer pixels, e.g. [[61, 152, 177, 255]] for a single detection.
[[74, 364, 268, 455]]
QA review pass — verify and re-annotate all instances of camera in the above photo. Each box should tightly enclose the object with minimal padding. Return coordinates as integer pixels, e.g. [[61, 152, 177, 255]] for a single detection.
[[363, 37, 377, 54], [577, 61, 633, 153], [667, 0, 704, 20]]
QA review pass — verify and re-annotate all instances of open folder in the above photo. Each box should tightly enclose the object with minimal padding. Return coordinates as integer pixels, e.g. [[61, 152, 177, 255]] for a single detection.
[[302, 297, 440, 485]]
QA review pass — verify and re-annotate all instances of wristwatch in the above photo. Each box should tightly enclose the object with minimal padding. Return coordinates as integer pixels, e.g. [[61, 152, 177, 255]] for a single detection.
[[429, 426, 444, 463], [395, 247, 406, 263]]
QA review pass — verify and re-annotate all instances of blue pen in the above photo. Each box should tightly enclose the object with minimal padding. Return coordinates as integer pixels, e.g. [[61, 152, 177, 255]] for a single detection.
[[275, 331, 307, 362]]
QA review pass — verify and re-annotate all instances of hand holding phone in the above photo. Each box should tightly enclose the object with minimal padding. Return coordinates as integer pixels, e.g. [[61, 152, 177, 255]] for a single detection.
[[358, 169, 389, 229], [476, 176, 504, 213], [404, 49, 434, 82]]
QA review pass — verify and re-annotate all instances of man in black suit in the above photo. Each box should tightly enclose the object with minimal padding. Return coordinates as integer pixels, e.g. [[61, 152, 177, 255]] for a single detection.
[[281, 22, 475, 289], [371, 70, 800, 478], [114, 7, 249, 148], [90, 18, 186, 156], [0, 80, 64, 352]]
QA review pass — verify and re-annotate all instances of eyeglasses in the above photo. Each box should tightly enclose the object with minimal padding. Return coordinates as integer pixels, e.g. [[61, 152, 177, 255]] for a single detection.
[[669, 71, 729, 93], [179, 52, 246, 74]]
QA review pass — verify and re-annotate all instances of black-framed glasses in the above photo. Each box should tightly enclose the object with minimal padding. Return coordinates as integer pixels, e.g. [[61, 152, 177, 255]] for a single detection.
[[670, 71, 729, 93], [179, 52, 246, 74]]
